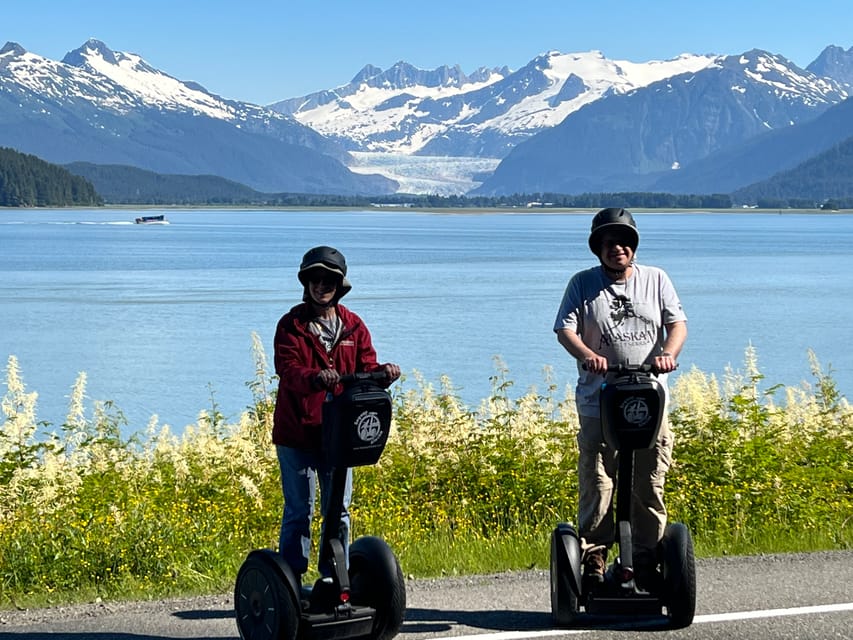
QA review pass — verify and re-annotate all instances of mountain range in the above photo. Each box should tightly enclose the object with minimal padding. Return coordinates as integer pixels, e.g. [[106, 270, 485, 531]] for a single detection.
[[2, 38, 853, 199], [0, 40, 396, 195], [472, 49, 853, 196]]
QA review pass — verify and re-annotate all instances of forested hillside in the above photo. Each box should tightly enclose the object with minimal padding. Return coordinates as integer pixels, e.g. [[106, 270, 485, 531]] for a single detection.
[[733, 136, 853, 208], [65, 162, 266, 205], [0, 147, 102, 207]]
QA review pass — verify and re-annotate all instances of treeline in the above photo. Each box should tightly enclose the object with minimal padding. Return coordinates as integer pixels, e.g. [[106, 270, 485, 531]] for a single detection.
[[65, 161, 741, 209], [7, 149, 848, 210], [0, 148, 102, 207], [63, 161, 738, 209], [732, 136, 853, 209], [746, 197, 853, 210], [402, 191, 735, 209]]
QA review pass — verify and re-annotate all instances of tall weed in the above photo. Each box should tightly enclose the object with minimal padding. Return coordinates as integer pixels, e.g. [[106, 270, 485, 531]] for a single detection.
[[0, 342, 850, 607]]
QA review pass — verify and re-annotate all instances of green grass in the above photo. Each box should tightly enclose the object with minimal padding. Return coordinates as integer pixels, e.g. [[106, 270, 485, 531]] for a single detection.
[[1, 340, 850, 610]]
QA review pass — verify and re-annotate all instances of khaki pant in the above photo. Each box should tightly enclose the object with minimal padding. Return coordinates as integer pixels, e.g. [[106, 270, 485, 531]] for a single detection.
[[576, 413, 673, 555]]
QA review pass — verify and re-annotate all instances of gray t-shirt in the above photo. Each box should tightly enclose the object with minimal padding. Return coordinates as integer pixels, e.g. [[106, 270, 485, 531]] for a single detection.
[[553, 263, 687, 417]]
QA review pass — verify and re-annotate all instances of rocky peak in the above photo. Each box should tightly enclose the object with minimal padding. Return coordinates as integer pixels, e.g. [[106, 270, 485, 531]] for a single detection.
[[0, 42, 26, 57], [62, 38, 118, 67]]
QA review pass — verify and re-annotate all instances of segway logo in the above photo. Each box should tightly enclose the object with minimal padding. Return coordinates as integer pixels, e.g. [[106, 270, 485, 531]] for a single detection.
[[355, 410, 384, 444], [620, 396, 651, 427]]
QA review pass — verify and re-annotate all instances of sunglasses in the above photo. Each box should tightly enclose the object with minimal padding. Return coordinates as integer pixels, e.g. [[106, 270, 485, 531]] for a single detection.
[[307, 272, 340, 287], [601, 233, 635, 248]]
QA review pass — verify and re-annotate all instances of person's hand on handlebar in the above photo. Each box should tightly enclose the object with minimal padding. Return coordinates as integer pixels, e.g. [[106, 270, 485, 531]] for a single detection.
[[315, 368, 341, 390], [380, 362, 401, 383], [653, 352, 678, 373], [583, 353, 608, 375]]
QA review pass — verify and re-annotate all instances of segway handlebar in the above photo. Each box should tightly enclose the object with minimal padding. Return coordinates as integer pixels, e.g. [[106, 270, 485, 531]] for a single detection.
[[607, 363, 658, 374], [338, 370, 393, 385], [582, 362, 674, 375]]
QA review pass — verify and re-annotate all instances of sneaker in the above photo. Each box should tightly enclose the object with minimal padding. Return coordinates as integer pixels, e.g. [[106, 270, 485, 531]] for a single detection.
[[583, 548, 607, 584]]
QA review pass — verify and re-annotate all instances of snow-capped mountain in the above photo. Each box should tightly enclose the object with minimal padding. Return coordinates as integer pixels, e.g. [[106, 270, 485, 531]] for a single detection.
[[271, 51, 719, 157], [473, 49, 850, 196], [807, 44, 853, 89], [3, 38, 852, 198], [272, 47, 852, 195], [0, 39, 396, 195]]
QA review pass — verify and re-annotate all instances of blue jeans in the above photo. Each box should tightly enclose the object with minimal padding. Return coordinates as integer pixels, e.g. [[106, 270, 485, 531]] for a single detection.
[[276, 445, 353, 576]]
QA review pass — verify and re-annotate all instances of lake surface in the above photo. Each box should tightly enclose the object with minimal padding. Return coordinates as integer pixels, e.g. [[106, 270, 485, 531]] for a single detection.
[[1, 208, 850, 434]]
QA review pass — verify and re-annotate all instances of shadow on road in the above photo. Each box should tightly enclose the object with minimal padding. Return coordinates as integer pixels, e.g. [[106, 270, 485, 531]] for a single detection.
[[0, 635, 234, 640], [173, 607, 233, 620], [401, 607, 551, 633], [0, 606, 670, 639], [401, 606, 670, 633], [0, 609, 234, 640]]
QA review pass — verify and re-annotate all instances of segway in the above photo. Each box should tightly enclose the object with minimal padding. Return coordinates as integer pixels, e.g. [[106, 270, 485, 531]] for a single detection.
[[550, 364, 696, 629], [235, 372, 406, 640]]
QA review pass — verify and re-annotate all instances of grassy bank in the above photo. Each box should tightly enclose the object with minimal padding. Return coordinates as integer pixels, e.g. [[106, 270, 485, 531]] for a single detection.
[[1, 338, 850, 609]]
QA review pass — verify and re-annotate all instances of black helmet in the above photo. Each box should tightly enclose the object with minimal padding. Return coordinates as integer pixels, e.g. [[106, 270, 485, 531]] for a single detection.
[[298, 245, 352, 299], [588, 207, 639, 254]]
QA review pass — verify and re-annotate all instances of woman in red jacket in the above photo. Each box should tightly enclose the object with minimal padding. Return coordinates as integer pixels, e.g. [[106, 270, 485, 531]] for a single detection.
[[273, 245, 400, 578]]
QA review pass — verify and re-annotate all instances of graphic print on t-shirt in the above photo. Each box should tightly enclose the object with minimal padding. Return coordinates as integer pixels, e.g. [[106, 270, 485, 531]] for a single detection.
[[609, 294, 651, 327]]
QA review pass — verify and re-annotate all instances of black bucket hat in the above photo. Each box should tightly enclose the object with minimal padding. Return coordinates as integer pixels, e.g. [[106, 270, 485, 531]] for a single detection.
[[298, 245, 352, 300]]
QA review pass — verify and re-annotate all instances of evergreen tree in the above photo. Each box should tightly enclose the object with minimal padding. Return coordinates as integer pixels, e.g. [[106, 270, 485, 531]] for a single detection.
[[0, 147, 102, 207]]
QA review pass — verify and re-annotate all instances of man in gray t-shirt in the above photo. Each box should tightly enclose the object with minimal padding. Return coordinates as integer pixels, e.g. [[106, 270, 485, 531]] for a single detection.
[[553, 208, 687, 589]]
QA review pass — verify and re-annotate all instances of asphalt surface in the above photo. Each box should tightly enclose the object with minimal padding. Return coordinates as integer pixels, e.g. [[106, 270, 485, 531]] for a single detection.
[[0, 551, 851, 639]]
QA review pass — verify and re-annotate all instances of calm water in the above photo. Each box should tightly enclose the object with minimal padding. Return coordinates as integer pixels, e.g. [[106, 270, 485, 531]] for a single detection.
[[1, 209, 850, 434]]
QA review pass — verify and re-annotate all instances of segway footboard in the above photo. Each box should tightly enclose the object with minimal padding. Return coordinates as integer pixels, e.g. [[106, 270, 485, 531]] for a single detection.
[[300, 607, 376, 640], [585, 590, 663, 617]]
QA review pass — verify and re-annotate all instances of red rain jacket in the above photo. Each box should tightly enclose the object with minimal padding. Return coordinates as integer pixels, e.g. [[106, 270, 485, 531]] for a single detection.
[[272, 302, 381, 450]]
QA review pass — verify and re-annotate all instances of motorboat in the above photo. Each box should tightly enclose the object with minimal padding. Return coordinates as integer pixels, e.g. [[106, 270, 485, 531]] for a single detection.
[[134, 214, 169, 224]]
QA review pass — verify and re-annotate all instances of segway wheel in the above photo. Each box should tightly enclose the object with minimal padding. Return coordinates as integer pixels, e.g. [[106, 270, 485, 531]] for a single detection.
[[661, 522, 696, 629], [235, 549, 300, 640], [349, 535, 406, 640], [549, 525, 581, 626]]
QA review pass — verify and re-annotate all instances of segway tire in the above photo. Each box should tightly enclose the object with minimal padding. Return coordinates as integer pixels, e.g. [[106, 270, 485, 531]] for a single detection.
[[235, 549, 300, 640], [349, 535, 406, 640], [661, 522, 696, 629], [549, 525, 581, 626]]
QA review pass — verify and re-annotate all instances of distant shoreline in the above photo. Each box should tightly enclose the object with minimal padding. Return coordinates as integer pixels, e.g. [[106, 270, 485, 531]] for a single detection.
[[2, 205, 850, 215]]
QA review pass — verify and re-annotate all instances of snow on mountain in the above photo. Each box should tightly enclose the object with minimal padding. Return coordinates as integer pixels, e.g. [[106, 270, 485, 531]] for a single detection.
[[0, 39, 395, 194], [2, 38, 328, 141], [474, 49, 849, 197], [3, 39, 229, 118], [482, 50, 718, 137], [732, 49, 843, 109], [2, 42, 125, 107], [5, 37, 851, 198], [61, 39, 238, 120], [807, 44, 853, 89], [272, 50, 718, 156]]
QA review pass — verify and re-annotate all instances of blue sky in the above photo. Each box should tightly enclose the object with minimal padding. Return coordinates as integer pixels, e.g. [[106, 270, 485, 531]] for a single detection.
[[6, 1, 852, 105]]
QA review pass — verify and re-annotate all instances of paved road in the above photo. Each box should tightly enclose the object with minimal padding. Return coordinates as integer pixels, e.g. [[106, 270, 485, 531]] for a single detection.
[[1, 551, 851, 639]]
